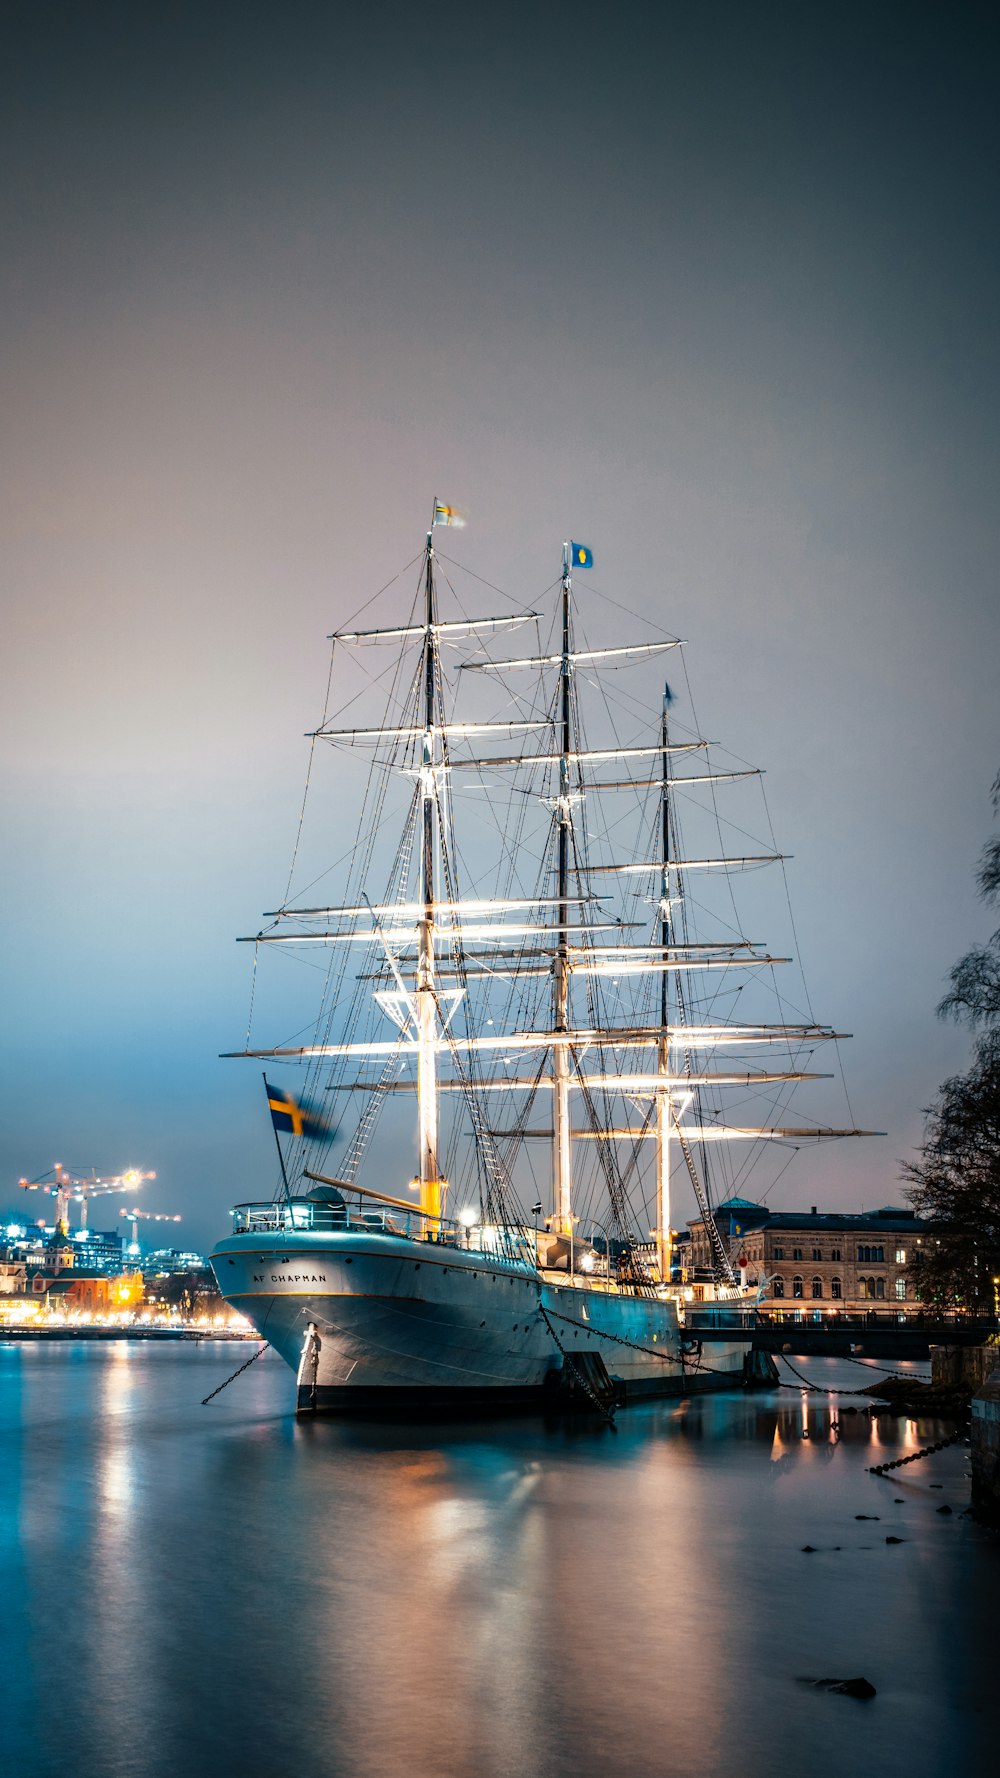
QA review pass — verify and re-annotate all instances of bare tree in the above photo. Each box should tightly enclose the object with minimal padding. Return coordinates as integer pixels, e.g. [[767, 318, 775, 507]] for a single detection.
[[905, 775, 1000, 1307]]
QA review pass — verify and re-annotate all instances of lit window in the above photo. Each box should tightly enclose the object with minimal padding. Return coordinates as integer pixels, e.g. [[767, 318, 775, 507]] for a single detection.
[[831, 1277, 842, 1299], [792, 1275, 803, 1299], [895, 1248, 906, 1265], [811, 1277, 822, 1299], [895, 1277, 907, 1301], [875, 1277, 885, 1300]]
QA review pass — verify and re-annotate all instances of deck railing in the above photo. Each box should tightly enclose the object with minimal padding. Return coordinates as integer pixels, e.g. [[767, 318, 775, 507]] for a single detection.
[[231, 1201, 420, 1237], [229, 1200, 537, 1267]]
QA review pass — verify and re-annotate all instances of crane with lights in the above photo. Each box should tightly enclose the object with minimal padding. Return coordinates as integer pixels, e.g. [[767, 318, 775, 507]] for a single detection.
[[19, 1164, 157, 1234]]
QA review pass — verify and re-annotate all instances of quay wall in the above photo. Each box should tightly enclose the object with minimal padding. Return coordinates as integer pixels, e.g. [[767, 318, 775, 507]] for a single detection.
[[931, 1342, 1000, 1390], [971, 1360, 1000, 1524]]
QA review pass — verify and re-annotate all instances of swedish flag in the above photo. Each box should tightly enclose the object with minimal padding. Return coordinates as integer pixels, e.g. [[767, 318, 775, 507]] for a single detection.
[[265, 1079, 326, 1140], [570, 542, 594, 569]]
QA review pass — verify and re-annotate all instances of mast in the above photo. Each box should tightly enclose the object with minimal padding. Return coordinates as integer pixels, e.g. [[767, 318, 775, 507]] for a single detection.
[[417, 524, 442, 1228], [655, 686, 672, 1284], [552, 546, 573, 1236]]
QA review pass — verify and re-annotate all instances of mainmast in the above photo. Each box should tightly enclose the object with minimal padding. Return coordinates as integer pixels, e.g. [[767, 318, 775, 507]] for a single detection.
[[552, 547, 573, 1235], [655, 687, 673, 1284], [417, 524, 442, 1228]]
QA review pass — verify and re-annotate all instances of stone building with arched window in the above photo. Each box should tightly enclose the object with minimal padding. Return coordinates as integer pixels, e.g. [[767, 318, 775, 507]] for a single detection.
[[685, 1200, 929, 1316]]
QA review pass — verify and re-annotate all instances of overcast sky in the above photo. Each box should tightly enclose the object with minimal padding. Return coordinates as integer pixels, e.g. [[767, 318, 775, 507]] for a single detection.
[[2, 1, 998, 1250]]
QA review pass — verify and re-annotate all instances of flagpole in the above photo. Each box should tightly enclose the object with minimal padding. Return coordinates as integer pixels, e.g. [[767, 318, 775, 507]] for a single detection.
[[263, 1071, 293, 1203]]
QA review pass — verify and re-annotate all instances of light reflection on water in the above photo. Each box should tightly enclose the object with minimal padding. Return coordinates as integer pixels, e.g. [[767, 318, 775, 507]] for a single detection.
[[0, 1344, 995, 1778]]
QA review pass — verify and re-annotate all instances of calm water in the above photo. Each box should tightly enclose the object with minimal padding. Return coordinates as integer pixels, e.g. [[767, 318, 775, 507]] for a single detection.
[[1, 1341, 995, 1778]]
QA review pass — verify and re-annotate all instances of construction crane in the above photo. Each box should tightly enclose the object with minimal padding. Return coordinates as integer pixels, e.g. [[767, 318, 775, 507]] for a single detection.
[[19, 1165, 156, 1234], [119, 1207, 182, 1254]]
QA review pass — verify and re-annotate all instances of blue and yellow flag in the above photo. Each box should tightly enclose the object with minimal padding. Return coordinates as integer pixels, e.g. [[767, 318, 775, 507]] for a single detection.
[[433, 501, 466, 529], [570, 541, 593, 569], [265, 1079, 325, 1140]]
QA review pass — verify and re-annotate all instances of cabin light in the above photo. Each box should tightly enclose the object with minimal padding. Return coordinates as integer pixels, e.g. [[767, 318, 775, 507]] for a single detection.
[[457, 1207, 478, 1227], [580, 1252, 595, 1272], [408, 1177, 420, 1192]]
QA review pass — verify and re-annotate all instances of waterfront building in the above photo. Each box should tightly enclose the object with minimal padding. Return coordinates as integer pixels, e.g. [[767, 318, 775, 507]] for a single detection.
[[67, 1228, 125, 1271], [686, 1200, 929, 1315], [23, 1266, 145, 1314]]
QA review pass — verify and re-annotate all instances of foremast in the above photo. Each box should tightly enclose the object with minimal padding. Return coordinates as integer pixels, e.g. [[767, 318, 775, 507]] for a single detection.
[[417, 524, 443, 1228]]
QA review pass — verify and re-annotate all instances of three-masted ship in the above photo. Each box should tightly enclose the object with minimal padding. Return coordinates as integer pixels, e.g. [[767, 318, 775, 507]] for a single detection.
[[210, 508, 869, 1413]]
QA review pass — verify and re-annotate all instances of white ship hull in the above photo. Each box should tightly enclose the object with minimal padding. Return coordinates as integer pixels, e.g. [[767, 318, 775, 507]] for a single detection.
[[211, 1228, 753, 1413]]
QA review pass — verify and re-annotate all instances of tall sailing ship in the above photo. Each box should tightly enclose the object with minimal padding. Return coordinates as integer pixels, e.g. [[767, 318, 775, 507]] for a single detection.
[[210, 507, 870, 1413]]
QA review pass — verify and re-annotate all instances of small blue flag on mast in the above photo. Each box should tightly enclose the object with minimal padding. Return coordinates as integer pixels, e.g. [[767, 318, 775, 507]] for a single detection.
[[569, 541, 593, 568]]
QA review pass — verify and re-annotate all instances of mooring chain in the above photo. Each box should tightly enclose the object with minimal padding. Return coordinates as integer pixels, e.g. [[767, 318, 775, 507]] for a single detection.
[[537, 1303, 617, 1426], [542, 1304, 743, 1383], [201, 1341, 270, 1405], [778, 1353, 887, 1397], [867, 1428, 966, 1475]]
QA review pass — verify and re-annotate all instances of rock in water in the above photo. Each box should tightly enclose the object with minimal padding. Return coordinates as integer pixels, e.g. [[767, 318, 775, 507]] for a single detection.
[[885, 1535, 905, 1544], [801, 1544, 817, 1552], [936, 1504, 953, 1515], [813, 1677, 877, 1699]]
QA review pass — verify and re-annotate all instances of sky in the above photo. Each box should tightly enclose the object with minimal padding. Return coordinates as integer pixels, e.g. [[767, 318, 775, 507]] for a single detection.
[[2, 0, 999, 1251]]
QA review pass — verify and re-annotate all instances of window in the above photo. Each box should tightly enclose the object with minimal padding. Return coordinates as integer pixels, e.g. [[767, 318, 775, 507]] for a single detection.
[[876, 1277, 885, 1300], [811, 1277, 822, 1299], [812, 1248, 822, 1261], [831, 1248, 841, 1261], [875, 1247, 884, 1263], [859, 1275, 871, 1299], [831, 1277, 842, 1299], [793, 1247, 803, 1261], [773, 1247, 785, 1260], [895, 1277, 907, 1301], [772, 1278, 785, 1299], [858, 1246, 868, 1262], [895, 1248, 906, 1265], [792, 1275, 803, 1299]]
